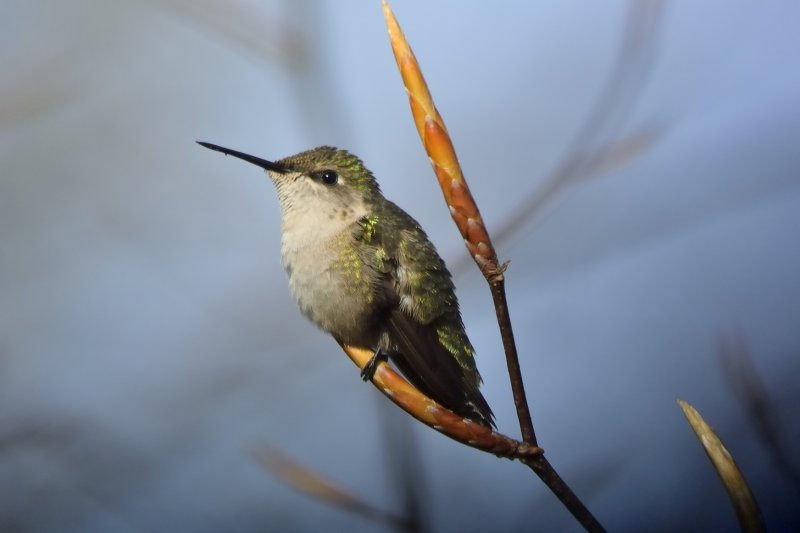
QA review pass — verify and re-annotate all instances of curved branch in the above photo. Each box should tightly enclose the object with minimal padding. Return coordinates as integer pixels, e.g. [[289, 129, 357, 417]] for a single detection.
[[341, 343, 541, 461]]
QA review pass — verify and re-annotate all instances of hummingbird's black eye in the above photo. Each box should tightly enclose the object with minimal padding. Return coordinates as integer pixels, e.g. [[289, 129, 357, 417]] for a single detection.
[[319, 169, 338, 185]]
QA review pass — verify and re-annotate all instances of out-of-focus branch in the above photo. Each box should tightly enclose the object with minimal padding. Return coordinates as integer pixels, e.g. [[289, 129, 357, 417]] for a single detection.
[[251, 444, 415, 531], [161, 0, 353, 151], [487, 127, 661, 253], [376, 400, 427, 533], [678, 399, 764, 532], [453, 0, 666, 276], [150, 0, 305, 67], [719, 329, 800, 491]]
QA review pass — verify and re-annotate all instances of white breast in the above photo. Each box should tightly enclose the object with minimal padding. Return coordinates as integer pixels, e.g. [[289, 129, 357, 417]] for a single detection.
[[278, 195, 378, 343]]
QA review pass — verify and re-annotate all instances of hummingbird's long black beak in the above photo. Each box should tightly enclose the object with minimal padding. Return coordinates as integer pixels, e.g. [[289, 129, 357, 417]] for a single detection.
[[196, 141, 290, 173]]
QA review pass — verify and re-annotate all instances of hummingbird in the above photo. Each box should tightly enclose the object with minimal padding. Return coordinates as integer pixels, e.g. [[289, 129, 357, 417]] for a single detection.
[[198, 142, 495, 427]]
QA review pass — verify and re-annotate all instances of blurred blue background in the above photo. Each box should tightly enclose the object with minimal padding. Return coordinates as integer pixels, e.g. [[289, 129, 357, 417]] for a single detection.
[[1, 0, 799, 531]]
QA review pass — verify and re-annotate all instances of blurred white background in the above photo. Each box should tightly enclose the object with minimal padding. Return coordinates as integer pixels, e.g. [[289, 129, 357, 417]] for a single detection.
[[1, 0, 799, 531]]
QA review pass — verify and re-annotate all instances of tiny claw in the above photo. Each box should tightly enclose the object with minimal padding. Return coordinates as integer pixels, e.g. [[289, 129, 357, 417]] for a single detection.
[[361, 349, 388, 382]]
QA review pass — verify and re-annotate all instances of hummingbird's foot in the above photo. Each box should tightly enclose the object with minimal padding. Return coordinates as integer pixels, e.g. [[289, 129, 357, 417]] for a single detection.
[[361, 349, 389, 382]]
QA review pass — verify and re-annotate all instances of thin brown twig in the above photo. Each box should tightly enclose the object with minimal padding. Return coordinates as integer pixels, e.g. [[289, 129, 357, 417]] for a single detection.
[[488, 274, 536, 445], [379, 2, 603, 531], [343, 343, 592, 525]]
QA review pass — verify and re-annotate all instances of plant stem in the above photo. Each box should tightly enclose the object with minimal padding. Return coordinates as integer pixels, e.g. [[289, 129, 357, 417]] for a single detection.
[[488, 274, 537, 446]]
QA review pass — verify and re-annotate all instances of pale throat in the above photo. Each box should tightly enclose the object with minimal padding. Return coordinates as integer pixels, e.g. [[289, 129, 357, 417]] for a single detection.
[[278, 190, 370, 259]]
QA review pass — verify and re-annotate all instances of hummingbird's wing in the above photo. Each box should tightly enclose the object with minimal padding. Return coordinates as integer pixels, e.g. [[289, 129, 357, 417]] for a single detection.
[[359, 202, 495, 427]]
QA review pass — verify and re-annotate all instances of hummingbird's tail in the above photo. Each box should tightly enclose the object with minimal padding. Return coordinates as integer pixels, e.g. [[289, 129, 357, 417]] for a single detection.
[[386, 311, 495, 428]]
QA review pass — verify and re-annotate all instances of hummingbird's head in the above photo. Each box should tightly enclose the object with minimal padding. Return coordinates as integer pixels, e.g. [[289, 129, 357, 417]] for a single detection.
[[198, 142, 381, 231], [273, 145, 380, 202]]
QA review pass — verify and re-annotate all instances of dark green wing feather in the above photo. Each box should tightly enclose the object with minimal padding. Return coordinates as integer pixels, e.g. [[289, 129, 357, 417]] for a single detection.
[[357, 201, 494, 427]]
